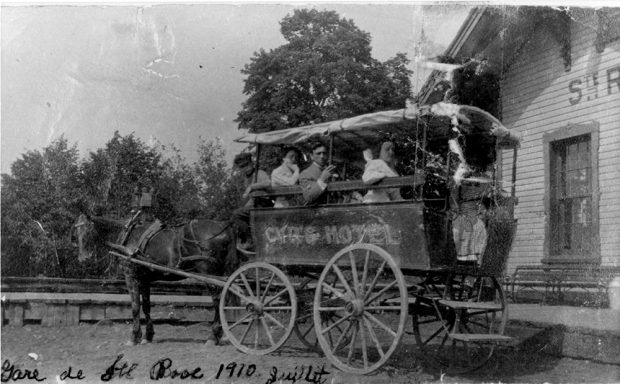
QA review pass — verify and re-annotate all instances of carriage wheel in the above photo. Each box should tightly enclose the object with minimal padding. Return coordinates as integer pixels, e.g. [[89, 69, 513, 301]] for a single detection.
[[294, 276, 352, 353], [293, 277, 321, 352], [220, 262, 297, 355], [313, 244, 408, 374], [411, 273, 508, 374]]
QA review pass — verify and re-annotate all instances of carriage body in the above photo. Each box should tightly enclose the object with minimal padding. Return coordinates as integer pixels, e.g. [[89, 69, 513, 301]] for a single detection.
[[251, 201, 439, 270], [221, 102, 521, 374]]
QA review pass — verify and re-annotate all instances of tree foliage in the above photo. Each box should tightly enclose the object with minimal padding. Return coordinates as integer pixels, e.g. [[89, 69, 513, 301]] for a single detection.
[[1, 132, 240, 278], [1, 137, 86, 277], [236, 9, 413, 134]]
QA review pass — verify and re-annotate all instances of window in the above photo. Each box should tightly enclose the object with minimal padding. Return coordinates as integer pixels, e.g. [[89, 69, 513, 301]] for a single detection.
[[543, 123, 599, 263]]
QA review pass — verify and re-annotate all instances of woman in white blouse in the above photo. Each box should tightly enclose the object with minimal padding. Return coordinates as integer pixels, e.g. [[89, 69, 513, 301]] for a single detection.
[[362, 141, 403, 203], [271, 147, 301, 207]]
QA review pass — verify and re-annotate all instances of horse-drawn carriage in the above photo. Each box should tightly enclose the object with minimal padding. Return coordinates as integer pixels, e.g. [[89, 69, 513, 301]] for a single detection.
[[97, 102, 520, 375]]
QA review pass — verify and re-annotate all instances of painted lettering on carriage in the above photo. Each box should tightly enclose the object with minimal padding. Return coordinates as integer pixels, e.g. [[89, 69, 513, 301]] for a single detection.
[[263, 224, 400, 246], [264, 364, 330, 384]]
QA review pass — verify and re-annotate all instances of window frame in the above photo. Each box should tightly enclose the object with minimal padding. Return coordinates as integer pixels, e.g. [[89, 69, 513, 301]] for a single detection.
[[542, 122, 600, 264]]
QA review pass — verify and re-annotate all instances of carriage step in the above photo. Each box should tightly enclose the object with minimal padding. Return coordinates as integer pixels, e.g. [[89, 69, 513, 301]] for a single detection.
[[449, 333, 515, 343], [438, 300, 503, 310]]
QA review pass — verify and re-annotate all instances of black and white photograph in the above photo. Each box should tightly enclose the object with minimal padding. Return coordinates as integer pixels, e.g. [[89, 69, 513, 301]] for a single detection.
[[1, 1, 619, 383]]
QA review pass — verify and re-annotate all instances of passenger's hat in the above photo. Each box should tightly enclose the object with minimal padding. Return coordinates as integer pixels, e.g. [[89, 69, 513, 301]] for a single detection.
[[233, 152, 253, 168]]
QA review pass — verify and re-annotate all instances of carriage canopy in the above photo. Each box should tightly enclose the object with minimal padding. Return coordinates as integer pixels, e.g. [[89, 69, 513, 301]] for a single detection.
[[234, 102, 520, 152]]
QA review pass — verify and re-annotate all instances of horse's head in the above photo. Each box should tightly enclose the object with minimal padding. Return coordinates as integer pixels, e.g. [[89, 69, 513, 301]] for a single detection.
[[74, 213, 126, 262]]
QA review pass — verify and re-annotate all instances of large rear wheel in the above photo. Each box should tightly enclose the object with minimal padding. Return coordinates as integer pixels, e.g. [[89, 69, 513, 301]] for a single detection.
[[411, 273, 509, 373], [313, 244, 408, 374]]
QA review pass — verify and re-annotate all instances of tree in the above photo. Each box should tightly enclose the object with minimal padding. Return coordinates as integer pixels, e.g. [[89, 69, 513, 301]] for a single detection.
[[155, 143, 202, 221], [80, 132, 165, 221], [194, 138, 242, 220], [236, 9, 413, 135], [1, 137, 85, 277]]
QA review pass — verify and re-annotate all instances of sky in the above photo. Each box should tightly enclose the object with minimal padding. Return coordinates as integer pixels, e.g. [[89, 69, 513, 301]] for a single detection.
[[0, 2, 471, 173]]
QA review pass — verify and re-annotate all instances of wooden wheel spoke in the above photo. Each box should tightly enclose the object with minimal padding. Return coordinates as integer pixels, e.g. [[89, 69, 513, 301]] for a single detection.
[[365, 280, 397, 305], [349, 251, 360, 296], [332, 320, 354, 353], [254, 317, 260, 349], [223, 306, 246, 310], [332, 264, 355, 299], [421, 325, 445, 346], [363, 316, 384, 358], [263, 312, 285, 329], [363, 260, 386, 302], [255, 267, 260, 299], [360, 250, 370, 296], [228, 285, 251, 303], [465, 319, 490, 330], [296, 312, 313, 322], [239, 272, 255, 299], [365, 305, 402, 311], [437, 333, 450, 355], [228, 313, 253, 330], [320, 313, 352, 335], [317, 306, 345, 312], [320, 282, 347, 300], [260, 272, 275, 302], [263, 306, 292, 311], [240, 319, 255, 345], [346, 320, 359, 365], [364, 312, 396, 337], [260, 317, 275, 347], [359, 318, 368, 368], [300, 323, 314, 338], [264, 288, 289, 306]]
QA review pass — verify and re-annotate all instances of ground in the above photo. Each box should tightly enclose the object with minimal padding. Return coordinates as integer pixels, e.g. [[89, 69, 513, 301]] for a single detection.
[[1, 322, 619, 384]]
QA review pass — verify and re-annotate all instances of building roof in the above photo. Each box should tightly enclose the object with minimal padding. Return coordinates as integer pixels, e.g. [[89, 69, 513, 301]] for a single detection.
[[417, 6, 574, 105]]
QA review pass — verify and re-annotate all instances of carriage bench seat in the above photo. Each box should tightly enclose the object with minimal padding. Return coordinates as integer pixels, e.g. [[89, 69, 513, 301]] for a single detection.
[[509, 265, 565, 304]]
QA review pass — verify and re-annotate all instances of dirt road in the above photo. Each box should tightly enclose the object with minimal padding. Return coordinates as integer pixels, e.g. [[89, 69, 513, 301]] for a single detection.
[[2, 322, 619, 383]]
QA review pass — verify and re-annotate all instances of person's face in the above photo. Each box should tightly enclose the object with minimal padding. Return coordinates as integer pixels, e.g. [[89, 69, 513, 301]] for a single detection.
[[311, 146, 328, 167], [380, 142, 395, 163], [241, 163, 254, 177], [284, 150, 298, 166]]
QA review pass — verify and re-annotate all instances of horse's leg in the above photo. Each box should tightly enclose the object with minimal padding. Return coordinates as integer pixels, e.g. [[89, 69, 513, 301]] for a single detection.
[[141, 281, 154, 343], [124, 269, 142, 345], [206, 289, 223, 346]]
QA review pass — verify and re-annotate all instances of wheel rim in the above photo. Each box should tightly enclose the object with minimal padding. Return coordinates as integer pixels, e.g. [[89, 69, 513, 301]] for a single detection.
[[313, 244, 408, 374], [412, 273, 507, 374], [220, 262, 297, 355]]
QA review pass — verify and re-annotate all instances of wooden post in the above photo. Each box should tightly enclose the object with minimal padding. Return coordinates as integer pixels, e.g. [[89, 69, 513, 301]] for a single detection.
[[254, 144, 262, 183], [511, 147, 518, 199]]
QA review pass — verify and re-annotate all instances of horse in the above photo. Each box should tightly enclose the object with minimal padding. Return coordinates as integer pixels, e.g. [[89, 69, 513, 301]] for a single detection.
[[75, 212, 239, 345]]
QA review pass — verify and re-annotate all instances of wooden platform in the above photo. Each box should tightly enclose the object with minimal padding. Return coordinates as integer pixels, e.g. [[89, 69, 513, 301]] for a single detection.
[[1, 292, 215, 326]]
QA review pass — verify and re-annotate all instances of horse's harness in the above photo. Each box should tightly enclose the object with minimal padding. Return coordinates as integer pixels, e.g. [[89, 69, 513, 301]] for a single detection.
[[119, 212, 232, 269]]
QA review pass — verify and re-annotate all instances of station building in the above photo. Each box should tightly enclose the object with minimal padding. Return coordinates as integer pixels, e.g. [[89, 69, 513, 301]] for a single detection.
[[420, 6, 620, 272]]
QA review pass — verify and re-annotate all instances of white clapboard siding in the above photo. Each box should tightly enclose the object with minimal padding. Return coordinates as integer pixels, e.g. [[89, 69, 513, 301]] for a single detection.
[[498, 11, 620, 273]]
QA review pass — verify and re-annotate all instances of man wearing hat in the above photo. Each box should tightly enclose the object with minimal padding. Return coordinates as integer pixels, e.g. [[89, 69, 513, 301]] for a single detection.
[[232, 152, 272, 250]]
